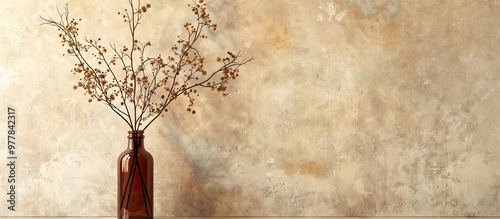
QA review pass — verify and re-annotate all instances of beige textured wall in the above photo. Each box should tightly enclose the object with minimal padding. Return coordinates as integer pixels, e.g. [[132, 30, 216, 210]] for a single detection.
[[1, 0, 500, 216]]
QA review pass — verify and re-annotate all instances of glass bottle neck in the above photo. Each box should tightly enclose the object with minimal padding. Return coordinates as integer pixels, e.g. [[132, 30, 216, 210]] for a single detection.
[[128, 131, 145, 151]]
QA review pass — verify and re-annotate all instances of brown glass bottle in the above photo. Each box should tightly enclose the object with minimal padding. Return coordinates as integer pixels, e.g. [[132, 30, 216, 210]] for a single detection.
[[117, 131, 154, 219]]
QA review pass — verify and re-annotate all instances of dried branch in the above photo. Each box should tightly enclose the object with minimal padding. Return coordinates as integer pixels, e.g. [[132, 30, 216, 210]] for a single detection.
[[41, 0, 252, 131]]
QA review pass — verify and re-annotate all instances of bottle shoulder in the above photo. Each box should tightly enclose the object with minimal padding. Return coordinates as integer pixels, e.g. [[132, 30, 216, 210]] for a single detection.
[[118, 149, 154, 160]]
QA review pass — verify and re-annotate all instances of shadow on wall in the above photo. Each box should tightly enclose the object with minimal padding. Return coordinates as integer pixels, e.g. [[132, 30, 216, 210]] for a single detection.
[[156, 124, 255, 216], [171, 164, 218, 216], [151, 86, 259, 216], [168, 147, 250, 216]]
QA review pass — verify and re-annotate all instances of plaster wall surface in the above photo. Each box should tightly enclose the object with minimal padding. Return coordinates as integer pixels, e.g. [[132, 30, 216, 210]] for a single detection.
[[1, 0, 500, 216]]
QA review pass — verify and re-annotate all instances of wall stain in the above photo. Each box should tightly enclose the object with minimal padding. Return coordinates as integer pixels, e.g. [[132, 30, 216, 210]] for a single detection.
[[278, 160, 330, 179], [326, 0, 403, 45]]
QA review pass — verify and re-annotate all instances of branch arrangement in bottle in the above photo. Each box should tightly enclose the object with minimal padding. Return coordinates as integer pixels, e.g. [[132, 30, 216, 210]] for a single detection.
[[41, 0, 252, 131]]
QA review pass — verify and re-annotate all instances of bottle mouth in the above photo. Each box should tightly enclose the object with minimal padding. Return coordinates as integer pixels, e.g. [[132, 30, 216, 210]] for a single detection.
[[128, 130, 145, 139]]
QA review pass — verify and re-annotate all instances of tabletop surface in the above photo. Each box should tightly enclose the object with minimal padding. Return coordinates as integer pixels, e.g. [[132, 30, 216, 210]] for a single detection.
[[1, 217, 499, 219]]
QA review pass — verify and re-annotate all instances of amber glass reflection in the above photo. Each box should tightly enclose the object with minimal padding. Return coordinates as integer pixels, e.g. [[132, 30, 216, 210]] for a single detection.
[[117, 131, 154, 219]]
